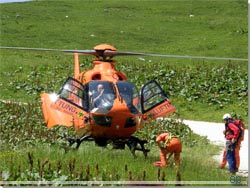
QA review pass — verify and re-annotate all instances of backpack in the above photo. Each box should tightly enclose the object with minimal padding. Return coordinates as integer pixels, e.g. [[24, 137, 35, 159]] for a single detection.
[[225, 119, 244, 142], [233, 119, 245, 141]]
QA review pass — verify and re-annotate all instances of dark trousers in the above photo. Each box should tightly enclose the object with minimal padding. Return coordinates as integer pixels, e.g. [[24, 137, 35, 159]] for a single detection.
[[225, 140, 236, 173]]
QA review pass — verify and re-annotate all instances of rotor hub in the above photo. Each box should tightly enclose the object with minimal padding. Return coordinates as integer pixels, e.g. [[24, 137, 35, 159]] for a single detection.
[[93, 44, 117, 60], [94, 44, 117, 51]]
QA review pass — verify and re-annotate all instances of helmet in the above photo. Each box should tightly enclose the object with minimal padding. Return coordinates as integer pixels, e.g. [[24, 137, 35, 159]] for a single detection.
[[223, 113, 232, 120]]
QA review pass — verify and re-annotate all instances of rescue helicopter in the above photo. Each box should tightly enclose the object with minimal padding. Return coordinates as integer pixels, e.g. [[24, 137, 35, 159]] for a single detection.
[[1, 44, 246, 157], [2, 44, 177, 157]]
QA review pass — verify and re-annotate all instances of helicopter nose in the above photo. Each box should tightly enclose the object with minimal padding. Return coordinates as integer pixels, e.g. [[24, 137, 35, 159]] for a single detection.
[[110, 107, 138, 129], [115, 125, 120, 130], [91, 103, 138, 138]]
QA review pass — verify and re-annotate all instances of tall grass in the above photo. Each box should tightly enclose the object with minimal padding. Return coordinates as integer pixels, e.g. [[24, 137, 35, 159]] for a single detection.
[[0, 141, 237, 182]]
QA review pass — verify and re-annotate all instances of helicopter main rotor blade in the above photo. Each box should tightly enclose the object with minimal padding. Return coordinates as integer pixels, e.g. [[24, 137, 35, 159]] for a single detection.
[[103, 50, 147, 57], [0, 46, 97, 55], [141, 53, 248, 61], [0, 47, 145, 57], [1, 46, 247, 61], [103, 50, 247, 61]]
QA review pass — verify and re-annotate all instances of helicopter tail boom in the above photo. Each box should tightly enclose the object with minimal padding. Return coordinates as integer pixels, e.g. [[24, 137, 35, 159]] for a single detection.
[[74, 53, 80, 79]]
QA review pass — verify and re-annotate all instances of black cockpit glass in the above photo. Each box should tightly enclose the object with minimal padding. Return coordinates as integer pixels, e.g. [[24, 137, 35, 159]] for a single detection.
[[116, 81, 141, 114], [88, 81, 116, 112]]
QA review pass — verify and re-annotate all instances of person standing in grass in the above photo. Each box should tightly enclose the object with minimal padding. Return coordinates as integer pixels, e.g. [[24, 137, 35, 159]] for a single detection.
[[220, 114, 245, 172], [153, 132, 182, 168], [221, 114, 240, 174]]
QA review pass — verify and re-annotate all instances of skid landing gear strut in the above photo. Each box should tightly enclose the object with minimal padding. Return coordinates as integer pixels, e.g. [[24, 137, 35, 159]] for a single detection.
[[67, 135, 92, 150], [113, 136, 150, 158], [126, 136, 150, 158], [66, 135, 150, 158]]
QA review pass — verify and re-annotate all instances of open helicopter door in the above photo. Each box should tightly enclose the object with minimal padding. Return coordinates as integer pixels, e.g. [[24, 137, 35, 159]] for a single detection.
[[41, 77, 89, 130], [140, 80, 175, 121]]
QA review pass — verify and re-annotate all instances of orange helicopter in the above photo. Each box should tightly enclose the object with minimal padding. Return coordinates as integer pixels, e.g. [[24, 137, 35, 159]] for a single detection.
[[1, 44, 176, 157]]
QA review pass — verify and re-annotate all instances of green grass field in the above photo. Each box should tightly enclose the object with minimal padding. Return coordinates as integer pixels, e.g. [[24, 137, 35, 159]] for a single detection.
[[0, 0, 248, 185]]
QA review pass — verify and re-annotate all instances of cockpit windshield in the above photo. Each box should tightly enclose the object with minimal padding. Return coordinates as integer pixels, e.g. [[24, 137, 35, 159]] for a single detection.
[[116, 81, 141, 114], [58, 78, 141, 114], [88, 81, 116, 112]]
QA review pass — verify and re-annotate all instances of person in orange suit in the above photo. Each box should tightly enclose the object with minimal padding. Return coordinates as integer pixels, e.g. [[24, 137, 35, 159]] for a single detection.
[[220, 114, 245, 171], [154, 132, 182, 168]]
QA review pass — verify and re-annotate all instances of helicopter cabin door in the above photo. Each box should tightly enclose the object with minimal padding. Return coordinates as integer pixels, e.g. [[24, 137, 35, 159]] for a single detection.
[[41, 77, 88, 130], [140, 80, 175, 121]]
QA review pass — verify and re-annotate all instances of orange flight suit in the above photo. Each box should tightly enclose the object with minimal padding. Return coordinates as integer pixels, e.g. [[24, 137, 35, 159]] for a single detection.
[[154, 132, 182, 167], [220, 120, 245, 170]]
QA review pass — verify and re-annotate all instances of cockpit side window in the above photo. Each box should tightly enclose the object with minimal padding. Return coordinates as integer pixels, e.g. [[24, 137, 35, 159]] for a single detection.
[[88, 81, 116, 112], [116, 81, 141, 114]]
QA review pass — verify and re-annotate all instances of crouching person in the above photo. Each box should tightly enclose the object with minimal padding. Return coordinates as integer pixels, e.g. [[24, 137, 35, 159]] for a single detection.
[[154, 132, 182, 168]]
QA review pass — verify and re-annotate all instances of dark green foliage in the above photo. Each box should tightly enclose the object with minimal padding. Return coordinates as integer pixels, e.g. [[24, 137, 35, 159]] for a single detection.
[[0, 101, 75, 150], [1, 59, 247, 118], [118, 60, 247, 117]]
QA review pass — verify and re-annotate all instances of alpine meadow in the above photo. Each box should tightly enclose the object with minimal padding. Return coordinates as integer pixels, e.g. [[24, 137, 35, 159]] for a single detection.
[[0, 0, 248, 186]]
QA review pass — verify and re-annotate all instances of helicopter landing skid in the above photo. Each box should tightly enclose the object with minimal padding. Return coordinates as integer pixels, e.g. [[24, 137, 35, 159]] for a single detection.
[[67, 135, 92, 150], [66, 135, 150, 158], [125, 136, 150, 159]]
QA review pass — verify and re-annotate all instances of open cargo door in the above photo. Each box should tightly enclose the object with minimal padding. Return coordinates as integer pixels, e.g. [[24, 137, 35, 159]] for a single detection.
[[140, 80, 175, 121], [41, 77, 89, 130]]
